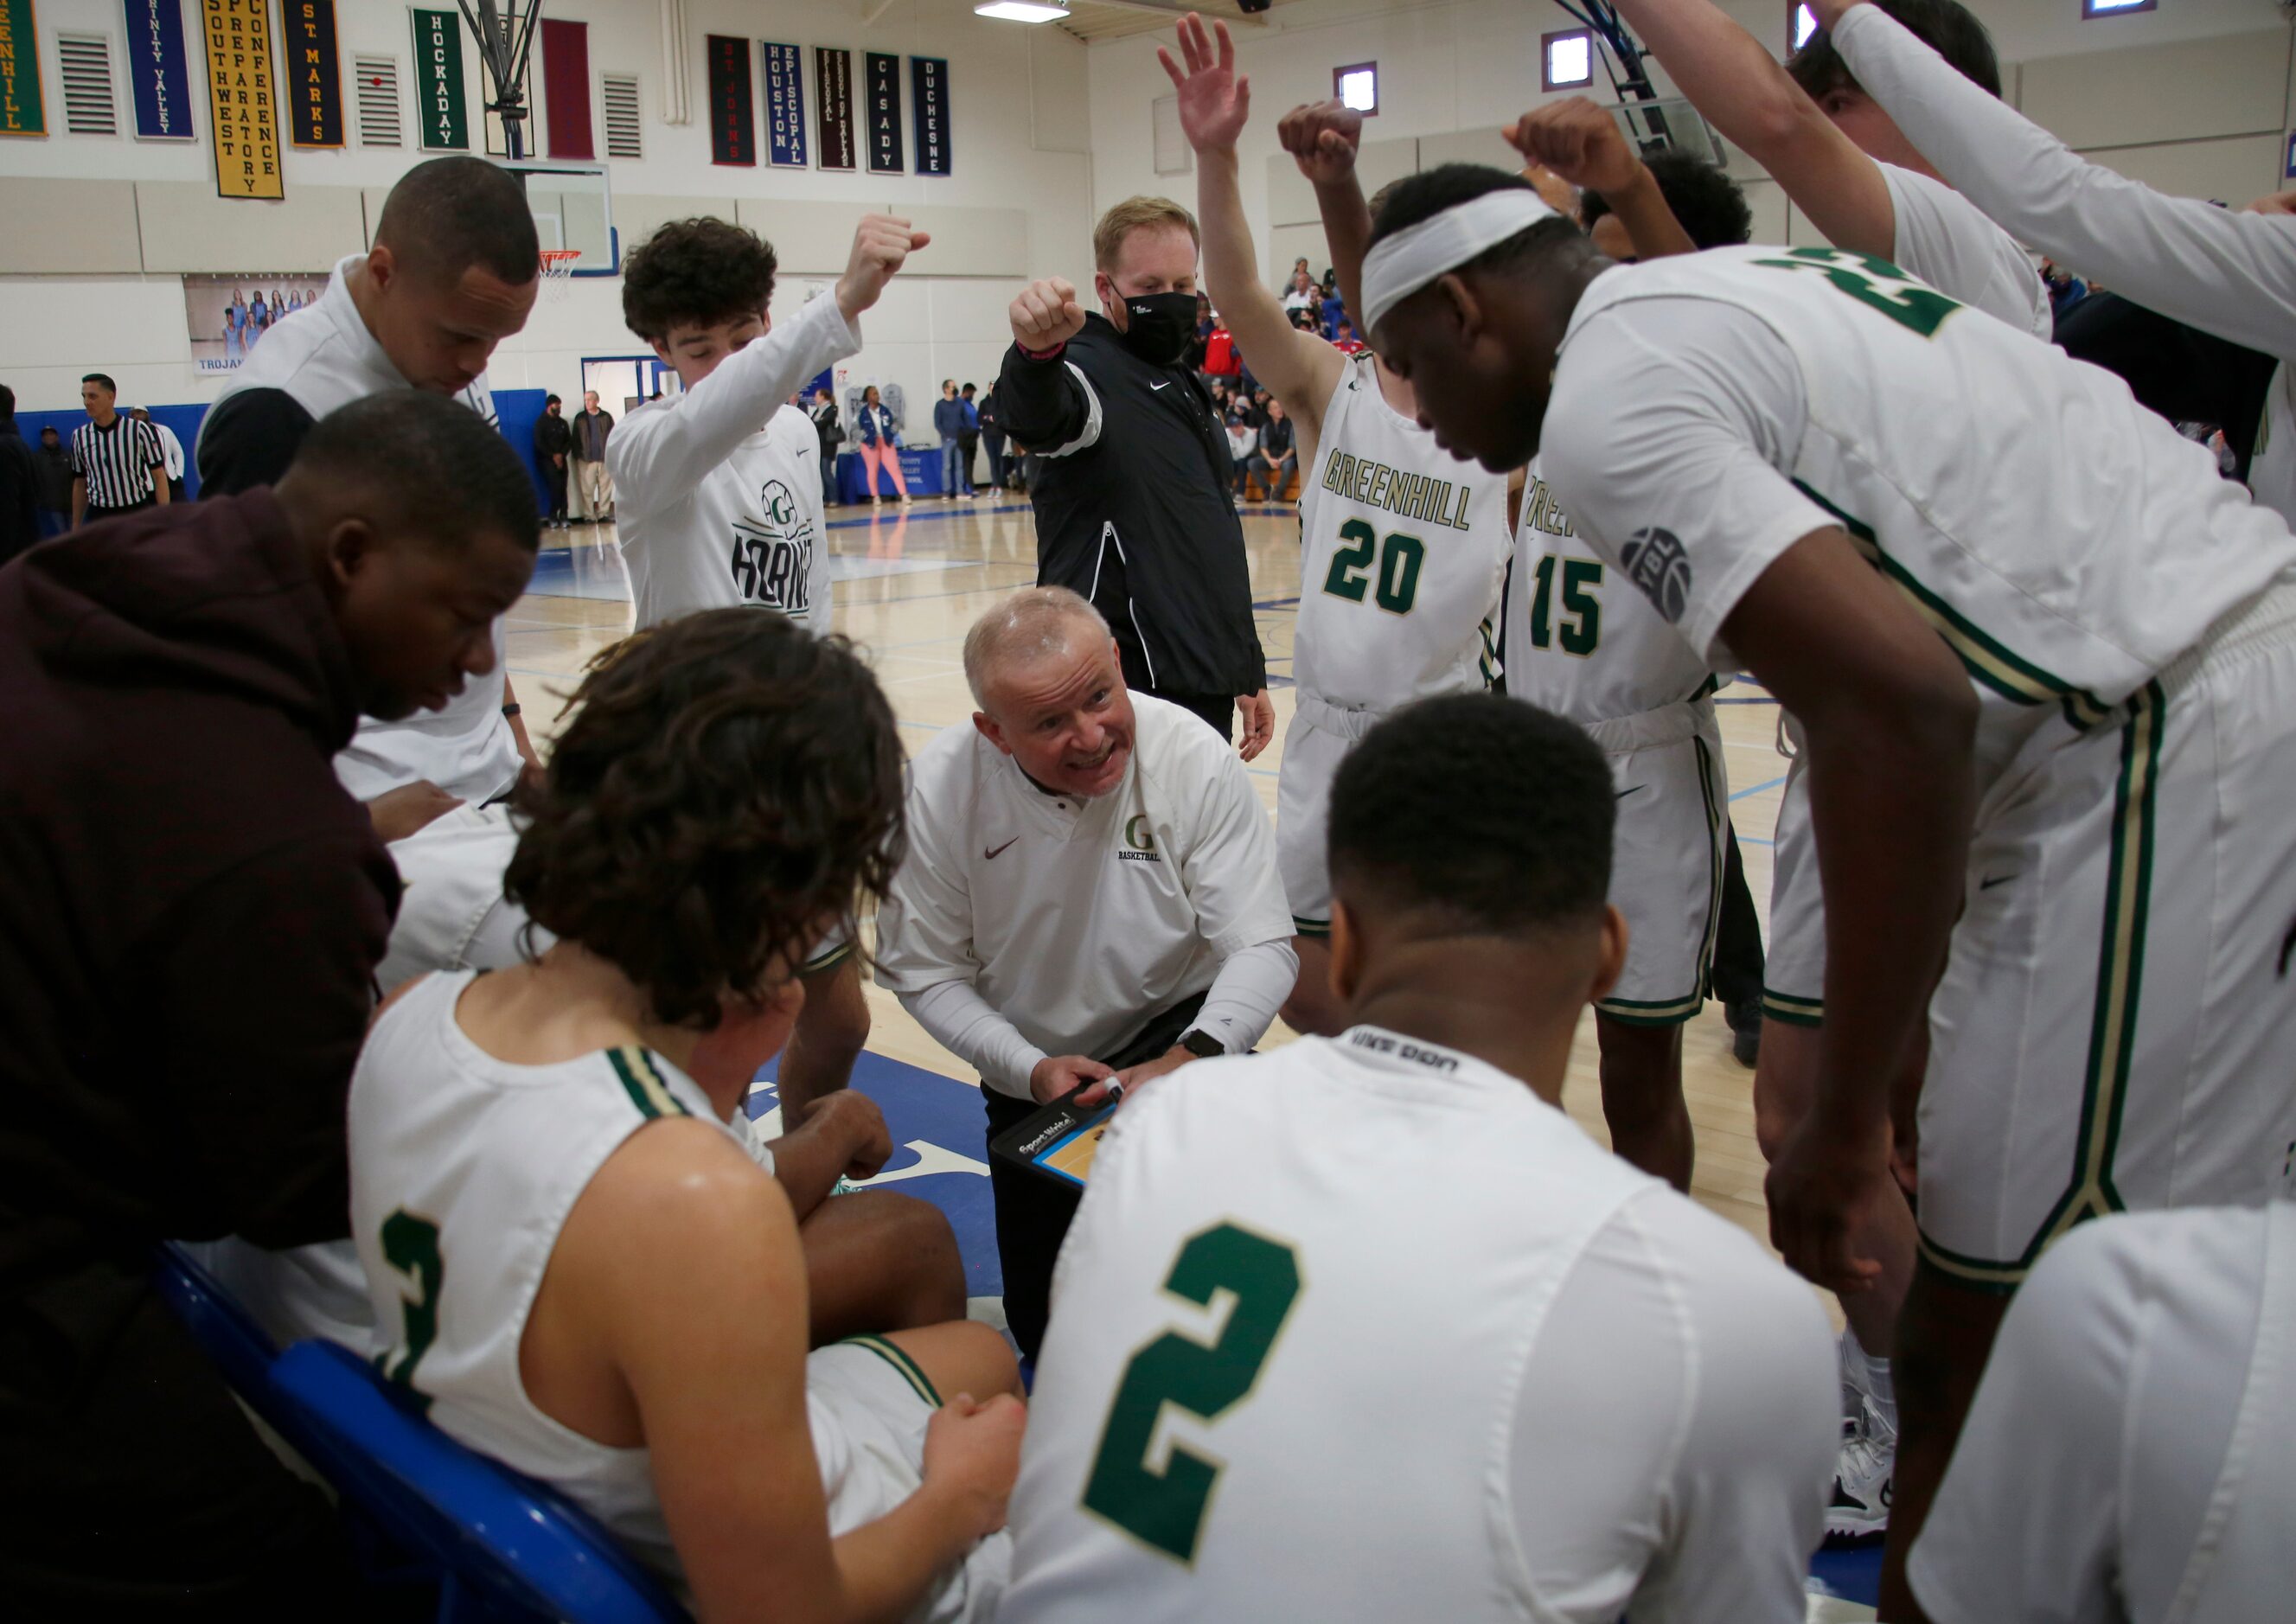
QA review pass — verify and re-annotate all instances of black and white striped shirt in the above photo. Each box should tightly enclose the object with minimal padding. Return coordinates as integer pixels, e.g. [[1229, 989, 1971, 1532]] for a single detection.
[[70, 415, 165, 510]]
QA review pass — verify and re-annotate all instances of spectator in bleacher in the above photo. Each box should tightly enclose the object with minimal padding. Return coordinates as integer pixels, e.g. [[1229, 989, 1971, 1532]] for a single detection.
[[1281, 266, 1319, 314], [809, 386, 844, 507], [1252, 395, 1297, 502], [1228, 412, 1262, 501], [0, 393, 539, 1614], [935, 380, 976, 501], [1333, 316, 1365, 355]]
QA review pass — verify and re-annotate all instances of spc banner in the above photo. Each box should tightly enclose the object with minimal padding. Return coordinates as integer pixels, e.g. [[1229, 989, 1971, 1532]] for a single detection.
[[910, 54, 948, 177], [706, 33, 754, 165], [540, 16, 590, 158], [412, 8, 467, 150], [0, 0, 43, 137], [864, 50, 900, 175], [125, 0, 195, 141], [202, 0, 283, 197], [814, 44, 853, 171], [761, 40, 804, 168], [283, 0, 342, 148]]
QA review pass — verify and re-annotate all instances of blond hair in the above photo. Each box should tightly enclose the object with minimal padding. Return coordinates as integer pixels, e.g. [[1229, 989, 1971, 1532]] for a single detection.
[[1093, 196, 1201, 274], [963, 587, 1110, 706]]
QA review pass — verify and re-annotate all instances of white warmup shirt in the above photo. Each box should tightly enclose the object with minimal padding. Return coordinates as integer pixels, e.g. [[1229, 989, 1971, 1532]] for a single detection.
[[1001, 1026, 1836, 1623], [1910, 1203, 2295, 1624], [874, 695, 1295, 1096], [202, 253, 523, 805], [608, 293, 860, 633], [1538, 249, 2295, 795], [1833, 2, 2296, 527], [1877, 162, 2051, 341], [1294, 353, 1509, 712]]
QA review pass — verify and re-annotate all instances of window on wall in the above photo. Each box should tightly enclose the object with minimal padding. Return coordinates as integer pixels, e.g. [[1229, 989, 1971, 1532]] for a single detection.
[[1542, 29, 1593, 93], [1335, 62, 1378, 116], [2082, 0, 2156, 15], [1791, 3, 1820, 49]]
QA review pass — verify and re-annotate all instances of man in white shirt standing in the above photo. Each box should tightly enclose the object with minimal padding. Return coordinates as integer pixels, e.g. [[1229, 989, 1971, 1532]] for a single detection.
[[129, 409, 186, 503], [874, 587, 1295, 1359], [1001, 695, 1835, 1623]]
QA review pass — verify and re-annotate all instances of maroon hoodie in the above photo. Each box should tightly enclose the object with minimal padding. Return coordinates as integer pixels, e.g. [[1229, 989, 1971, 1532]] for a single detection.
[[0, 489, 398, 1304]]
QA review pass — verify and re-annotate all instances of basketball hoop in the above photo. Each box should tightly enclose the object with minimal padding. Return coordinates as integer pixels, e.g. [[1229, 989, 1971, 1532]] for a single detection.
[[539, 248, 582, 302]]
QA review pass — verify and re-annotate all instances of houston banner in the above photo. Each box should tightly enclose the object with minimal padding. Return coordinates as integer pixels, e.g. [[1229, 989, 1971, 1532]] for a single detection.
[[0, 0, 43, 137], [125, 0, 195, 141], [910, 54, 948, 176], [706, 33, 754, 165], [814, 45, 853, 170], [540, 16, 591, 158], [412, 8, 466, 150], [283, 0, 342, 148], [864, 50, 900, 175], [201, 0, 283, 197], [761, 40, 804, 168]]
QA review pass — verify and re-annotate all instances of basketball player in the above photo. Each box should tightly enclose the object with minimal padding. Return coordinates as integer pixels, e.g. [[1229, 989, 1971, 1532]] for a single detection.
[[352, 610, 1021, 1621], [1161, 17, 1510, 1039], [1363, 163, 2296, 1621], [606, 210, 925, 1112], [1001, 694, 1836, 1622]]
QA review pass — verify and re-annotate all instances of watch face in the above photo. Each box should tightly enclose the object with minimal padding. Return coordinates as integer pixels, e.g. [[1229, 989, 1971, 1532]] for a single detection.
[[1180, 1030, 1225, 1059]]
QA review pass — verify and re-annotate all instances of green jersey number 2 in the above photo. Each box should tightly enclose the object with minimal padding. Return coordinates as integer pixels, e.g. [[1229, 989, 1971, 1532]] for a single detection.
[[1324, 518, 1425, 615], [1082, 1221, 1302, 1563], [1752, 247, 1963, 337], [374, 1209, 444, 1412], [1525, 555, 1603, 656]]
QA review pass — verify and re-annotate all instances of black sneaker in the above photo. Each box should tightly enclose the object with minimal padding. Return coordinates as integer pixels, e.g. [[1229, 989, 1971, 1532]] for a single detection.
[[1724, 997, 1761, 1068]]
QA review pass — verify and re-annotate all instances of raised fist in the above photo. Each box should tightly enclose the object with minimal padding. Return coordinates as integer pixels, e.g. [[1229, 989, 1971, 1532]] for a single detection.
[[835, 214, 929, 324], [1506, 99, 1642, 200], [1276, 99, 1363, 186], [1009, 277, 1087, 354]]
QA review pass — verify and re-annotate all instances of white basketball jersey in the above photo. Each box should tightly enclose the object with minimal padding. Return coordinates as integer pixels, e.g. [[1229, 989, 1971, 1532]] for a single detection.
[[1509, 458, 1717, 724], [1294, 355, 1510, 710], [623, 403, 830, 632], [1001, 1029, 1661, 1622], [1546, 247, 2295, 790]]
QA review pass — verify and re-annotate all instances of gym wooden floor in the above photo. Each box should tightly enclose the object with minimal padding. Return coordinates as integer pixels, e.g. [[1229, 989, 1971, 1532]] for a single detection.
[[507, 494, 1794, 1258]]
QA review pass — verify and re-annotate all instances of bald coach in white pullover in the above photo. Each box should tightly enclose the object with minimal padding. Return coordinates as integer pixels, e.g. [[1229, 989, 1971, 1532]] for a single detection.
[[875, 587, 1295, 1359]]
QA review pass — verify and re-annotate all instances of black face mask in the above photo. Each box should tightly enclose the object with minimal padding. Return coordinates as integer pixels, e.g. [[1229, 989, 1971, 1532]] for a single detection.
[[1119, 291, 1199, 367]]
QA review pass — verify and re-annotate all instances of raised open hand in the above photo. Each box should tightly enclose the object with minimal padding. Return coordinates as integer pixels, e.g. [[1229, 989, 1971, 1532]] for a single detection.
[[1158, 13, 1250, 154]]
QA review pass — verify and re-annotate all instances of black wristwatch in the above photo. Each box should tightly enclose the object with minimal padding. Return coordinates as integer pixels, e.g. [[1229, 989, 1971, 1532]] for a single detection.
[[1177, 1028, 1226, 1060]]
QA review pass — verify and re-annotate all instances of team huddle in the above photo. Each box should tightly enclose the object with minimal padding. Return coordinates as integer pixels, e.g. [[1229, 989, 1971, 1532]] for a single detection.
[[5, 0, 2293, 1619]]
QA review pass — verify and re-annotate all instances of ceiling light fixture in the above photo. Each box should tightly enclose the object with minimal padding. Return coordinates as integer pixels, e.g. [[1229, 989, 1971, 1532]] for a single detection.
[[975, 0, 1070, 22]]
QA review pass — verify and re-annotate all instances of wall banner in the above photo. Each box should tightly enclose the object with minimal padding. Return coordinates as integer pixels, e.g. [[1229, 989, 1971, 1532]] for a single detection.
[[126, 0, 196, 141], [283, 0, 342, 148], [910, 54, 948, 176], [412, 8, 467, 150], [540, 16, 591, 158], [0, 0, 44, 137], [814, 45, 852, 170], [864, 49, 900, 175], [706, 32, 754, 165], [761, 39, 804, 168], [202, 0, 283, 197]]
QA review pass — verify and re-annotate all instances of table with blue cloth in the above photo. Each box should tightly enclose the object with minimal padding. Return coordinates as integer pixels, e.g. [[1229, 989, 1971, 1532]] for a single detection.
[[835, 447, 943, 502]]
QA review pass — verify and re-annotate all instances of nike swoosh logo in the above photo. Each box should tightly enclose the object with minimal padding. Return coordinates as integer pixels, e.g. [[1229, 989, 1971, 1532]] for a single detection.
[[1615, 785, 1646, 801], [985, 839, 1019, 860], [1979, 873, 2017, 890], [1150, 381, 1171, 391]]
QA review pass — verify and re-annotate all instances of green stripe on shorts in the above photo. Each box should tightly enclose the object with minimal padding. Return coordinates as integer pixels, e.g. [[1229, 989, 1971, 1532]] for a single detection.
[[841, 1334, 942, 1407], [1759, 989, 1825, 1027]]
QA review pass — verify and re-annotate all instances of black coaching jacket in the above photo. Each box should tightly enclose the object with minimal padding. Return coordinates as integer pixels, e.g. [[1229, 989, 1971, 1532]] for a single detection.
[[998, 315, 1267, 699]]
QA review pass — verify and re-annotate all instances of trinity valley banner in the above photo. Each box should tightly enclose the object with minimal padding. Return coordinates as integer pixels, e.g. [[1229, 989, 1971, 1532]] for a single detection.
[[125, 0, 195, 142]]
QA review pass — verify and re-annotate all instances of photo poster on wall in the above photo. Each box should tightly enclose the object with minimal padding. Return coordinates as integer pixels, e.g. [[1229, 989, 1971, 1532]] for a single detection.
[[413, 8, 469, 150], [911, 54, 949, 176], [0, 0, 44, 136], [201, 0, 283, 197], [762, 40, 805, 168], [815, 45, 854, 171], [125, 0, 195, 141], [865, 50, 901, 175], [184, 272, 332, 374], [707, 32, 755, 165], [283, 0, 343, 148]]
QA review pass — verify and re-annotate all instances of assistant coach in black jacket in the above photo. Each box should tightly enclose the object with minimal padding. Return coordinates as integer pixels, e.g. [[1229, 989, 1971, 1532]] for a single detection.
[[997, 195, 1273, 754]]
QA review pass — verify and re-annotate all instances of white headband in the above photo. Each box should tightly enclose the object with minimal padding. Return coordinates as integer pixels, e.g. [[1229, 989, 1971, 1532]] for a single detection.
[[1360, 190, 1558, 333]]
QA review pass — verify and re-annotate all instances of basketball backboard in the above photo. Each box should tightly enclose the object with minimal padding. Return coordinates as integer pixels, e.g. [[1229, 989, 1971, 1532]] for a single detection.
[[492, 157, 617, 276]]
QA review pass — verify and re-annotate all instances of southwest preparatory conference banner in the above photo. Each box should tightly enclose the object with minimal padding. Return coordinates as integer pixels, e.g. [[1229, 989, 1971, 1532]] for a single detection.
[[814, 45, 853, 171], [864, 50, 900, 175], [911, 54, 949, 176], [0, 0, 43, 136], [413, 8, 467, 150], [284, 0, 342, 148], [125, 0, 195, 141], [202, 0, 283, 197], [707, 33, 754, 165], [762, 40, 805, 168]]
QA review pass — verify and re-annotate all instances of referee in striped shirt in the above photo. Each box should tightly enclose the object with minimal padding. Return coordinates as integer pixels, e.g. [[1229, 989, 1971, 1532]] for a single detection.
[[70, 373, 169, 527]]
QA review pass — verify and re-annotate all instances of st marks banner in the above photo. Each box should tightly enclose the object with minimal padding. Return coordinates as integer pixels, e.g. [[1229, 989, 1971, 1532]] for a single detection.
[[202, 0, 283, 197], [125, 0, 195, 141], [283, 0, 342, 148], [412, 8, 467, 150]]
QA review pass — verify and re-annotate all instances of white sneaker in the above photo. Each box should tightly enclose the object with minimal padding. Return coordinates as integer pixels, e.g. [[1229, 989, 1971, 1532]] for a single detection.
[[1825, 1394, 1896, 1542]]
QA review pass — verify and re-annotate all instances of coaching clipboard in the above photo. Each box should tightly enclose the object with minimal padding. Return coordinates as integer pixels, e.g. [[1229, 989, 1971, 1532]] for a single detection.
[[988, 1087, 1121, 1192]]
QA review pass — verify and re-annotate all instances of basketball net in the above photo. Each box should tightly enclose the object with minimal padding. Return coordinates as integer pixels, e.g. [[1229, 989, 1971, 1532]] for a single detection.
[[539, 248, 582, 303]]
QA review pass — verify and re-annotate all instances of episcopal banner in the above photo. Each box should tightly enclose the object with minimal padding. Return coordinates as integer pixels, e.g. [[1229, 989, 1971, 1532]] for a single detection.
[[282, 0, 342, 148], [0, 0, 43, 136], [201, 0, 283, 197], [910, 54, 948, 176], [540, 16, 591, 158], [412, 8, 467, 150], [864, 50, 900, 174], [706, 33, 753, 165], [761, 40, 804, 168], [125, 0, 195, 140], [813, 45, 852, 170]]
